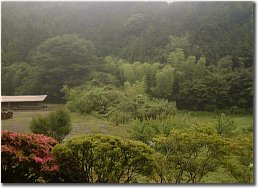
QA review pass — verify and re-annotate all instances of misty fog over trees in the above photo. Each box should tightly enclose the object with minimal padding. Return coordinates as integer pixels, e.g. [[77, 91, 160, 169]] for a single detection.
[[1, 2, 254, 183], [2, 2, 253, 108]]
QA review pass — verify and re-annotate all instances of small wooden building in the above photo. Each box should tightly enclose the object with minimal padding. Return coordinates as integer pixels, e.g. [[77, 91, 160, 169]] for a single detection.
[[1, 95, 47, 110]]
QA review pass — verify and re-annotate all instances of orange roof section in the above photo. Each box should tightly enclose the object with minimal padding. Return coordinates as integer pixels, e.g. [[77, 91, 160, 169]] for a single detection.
[[1, 95, 47, 102]]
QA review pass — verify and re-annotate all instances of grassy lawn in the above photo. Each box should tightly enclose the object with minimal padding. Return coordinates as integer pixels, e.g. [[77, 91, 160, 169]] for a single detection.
[[185, 111, 253, 128], [2, 104, 253, 140], [66, 112, 130, 140], [2, 110, 50, 133], [1, 104, 131, 140]]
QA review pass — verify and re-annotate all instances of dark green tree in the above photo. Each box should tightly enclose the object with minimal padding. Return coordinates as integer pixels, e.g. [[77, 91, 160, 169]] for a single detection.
[[2, 62, 39, 95], [30, 109, 72, 142], [31, 34, 99, 102]]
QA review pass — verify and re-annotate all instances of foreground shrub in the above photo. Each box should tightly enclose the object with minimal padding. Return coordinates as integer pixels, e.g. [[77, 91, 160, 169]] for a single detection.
[[30, 109, 71, 142], [52, 134, 155, 183], [1, 130, 58, 183], [223, 134, 253, 183], [153, 127, 231, 183]]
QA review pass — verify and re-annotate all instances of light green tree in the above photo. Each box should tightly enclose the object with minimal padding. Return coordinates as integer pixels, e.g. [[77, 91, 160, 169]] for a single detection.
[[167, 48, 186, 65], [153, 65, 175, 100], [153, 127, 230, 183], [120, 63, 135, 83], [52, 134, 155, 183]]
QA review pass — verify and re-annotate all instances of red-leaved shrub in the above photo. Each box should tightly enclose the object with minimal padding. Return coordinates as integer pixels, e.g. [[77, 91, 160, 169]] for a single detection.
[[1, 130, 59, 183]]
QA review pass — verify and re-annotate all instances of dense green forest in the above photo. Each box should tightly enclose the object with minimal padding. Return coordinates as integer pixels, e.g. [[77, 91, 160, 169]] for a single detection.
[[1, 2, 254, 183], [2, 2, 253, 111]]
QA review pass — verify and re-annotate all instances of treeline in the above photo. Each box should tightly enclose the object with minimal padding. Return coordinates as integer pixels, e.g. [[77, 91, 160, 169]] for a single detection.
[[2, 2, 253, 111], [2, 34, 253, 112], [2, 2, 253, 65]]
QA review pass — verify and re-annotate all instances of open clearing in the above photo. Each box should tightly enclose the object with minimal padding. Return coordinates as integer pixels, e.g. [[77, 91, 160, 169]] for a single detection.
[[1, 104, 131, 140], [1, 104, 253, 140]]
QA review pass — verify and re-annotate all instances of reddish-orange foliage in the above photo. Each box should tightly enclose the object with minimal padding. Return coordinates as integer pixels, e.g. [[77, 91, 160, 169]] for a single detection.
[[1, 130, 59, 182]]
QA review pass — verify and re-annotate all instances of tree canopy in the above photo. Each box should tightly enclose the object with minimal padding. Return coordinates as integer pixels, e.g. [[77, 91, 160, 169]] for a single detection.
[[2, 2, 253, 110]]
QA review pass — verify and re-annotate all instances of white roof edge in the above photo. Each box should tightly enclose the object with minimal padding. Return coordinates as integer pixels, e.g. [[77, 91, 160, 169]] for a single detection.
[[1, 95, 48, 102]]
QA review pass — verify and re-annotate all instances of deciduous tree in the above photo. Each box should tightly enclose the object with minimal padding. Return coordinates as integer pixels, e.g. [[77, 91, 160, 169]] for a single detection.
[[52, 134, 155, 183]]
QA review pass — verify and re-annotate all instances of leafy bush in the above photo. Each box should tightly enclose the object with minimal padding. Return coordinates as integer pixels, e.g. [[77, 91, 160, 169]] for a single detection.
[[134, 96, 177, 120], [63, 84, 178, 125], [107, 110, 133, 126], [227, 106, 252, 115], [62, 85, 127, 115], [223, 134, 253, 183], [30, 109, 71, 142], [89, 71, 120, 86], [1, 130, 58, 183], [130, 113, 194, 144], [215, 113, 236, 136], [153, 127, 231, 183], [52, 134, 155, 183]]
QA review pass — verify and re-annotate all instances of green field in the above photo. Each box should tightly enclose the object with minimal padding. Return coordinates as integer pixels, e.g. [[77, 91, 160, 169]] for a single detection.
[[1, 104, 131, 140], [1, 104, 253, 141]]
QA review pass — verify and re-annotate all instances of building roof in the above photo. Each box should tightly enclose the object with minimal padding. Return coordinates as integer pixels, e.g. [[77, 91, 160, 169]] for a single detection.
[[1, 95, 47, 102]]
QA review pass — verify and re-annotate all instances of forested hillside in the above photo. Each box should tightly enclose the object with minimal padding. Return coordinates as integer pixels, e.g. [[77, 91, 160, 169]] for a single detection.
[[1, 2, 254, 183], [2, 1, 253, 109]]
